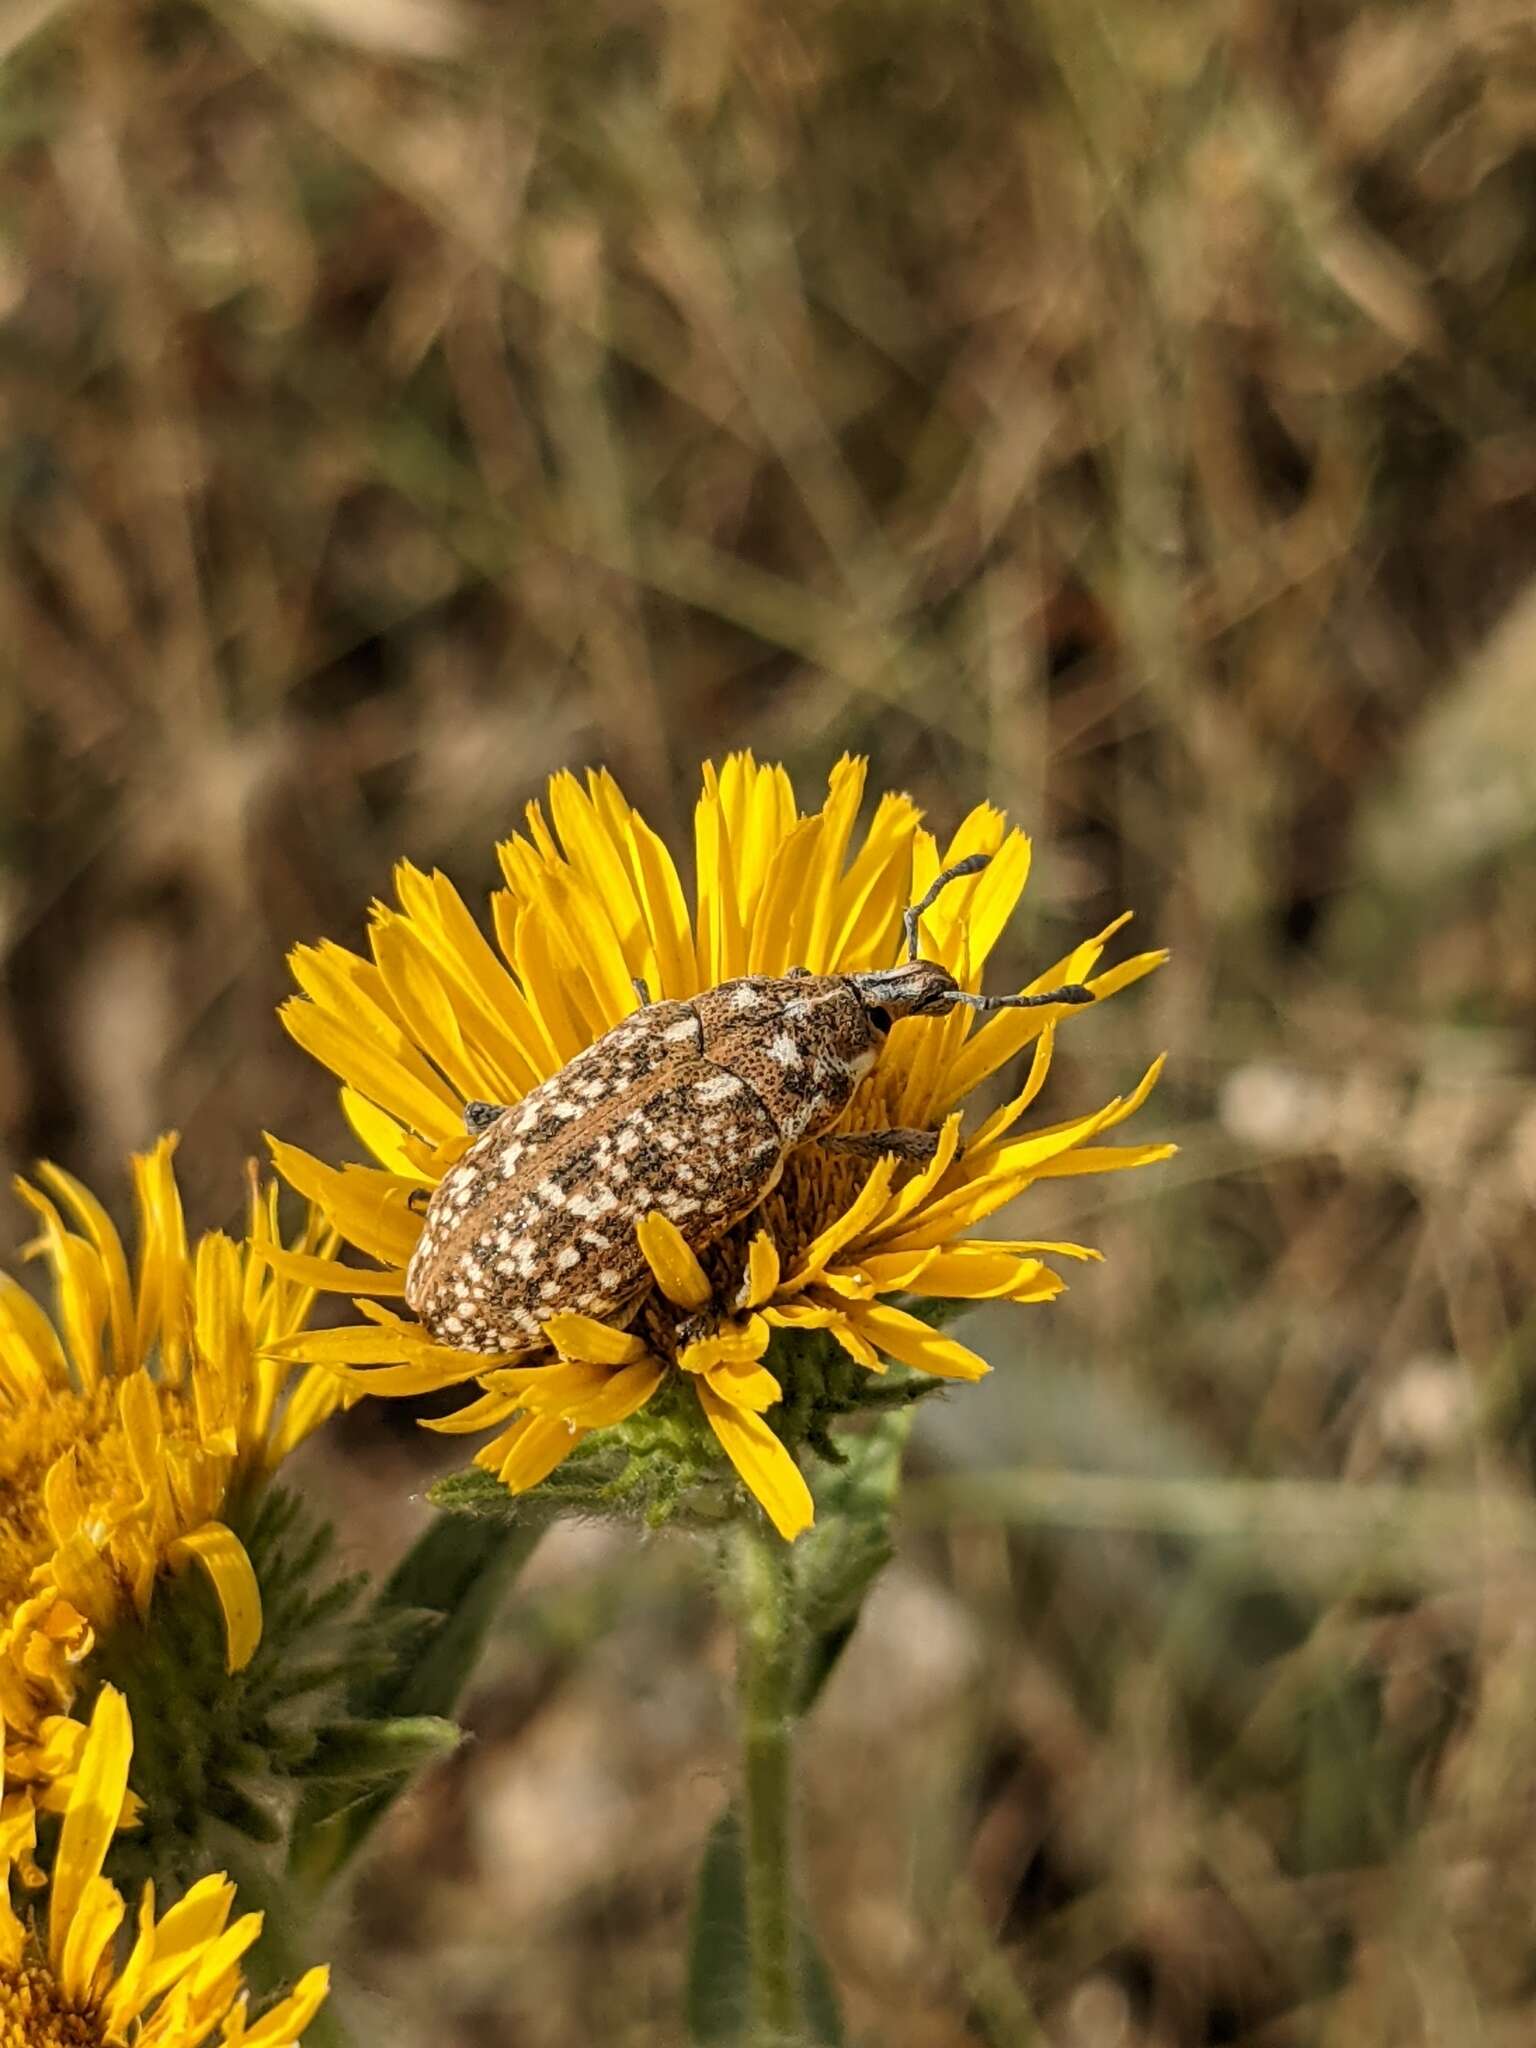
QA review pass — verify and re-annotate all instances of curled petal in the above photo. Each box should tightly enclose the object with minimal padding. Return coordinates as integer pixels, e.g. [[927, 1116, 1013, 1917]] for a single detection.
[[167, 1524, 262, 1674], [636, 1211, 712, 1311], [740, 1230, 781, 1310], [677, 1315, 770, 1374]]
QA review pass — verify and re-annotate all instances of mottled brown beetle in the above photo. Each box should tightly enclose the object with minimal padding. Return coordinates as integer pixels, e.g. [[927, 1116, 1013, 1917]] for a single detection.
[[404, 853, 1094, 1354]]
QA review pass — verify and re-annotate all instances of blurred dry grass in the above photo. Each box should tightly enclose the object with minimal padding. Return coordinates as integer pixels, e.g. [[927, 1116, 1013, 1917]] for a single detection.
[[4, 0, 1536, 2041]]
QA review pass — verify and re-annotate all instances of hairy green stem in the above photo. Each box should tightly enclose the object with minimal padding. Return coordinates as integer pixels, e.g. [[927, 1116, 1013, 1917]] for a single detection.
[[734, 1517, 805, 2048]]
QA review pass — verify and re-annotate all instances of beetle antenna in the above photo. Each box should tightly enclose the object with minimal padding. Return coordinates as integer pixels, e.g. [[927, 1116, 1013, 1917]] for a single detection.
[[902, 852, 993, 963], [954, 983, 1095, 1011]]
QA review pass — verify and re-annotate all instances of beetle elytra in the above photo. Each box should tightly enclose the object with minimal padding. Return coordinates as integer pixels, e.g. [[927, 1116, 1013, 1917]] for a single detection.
[[404, 853, 1094, 1354]]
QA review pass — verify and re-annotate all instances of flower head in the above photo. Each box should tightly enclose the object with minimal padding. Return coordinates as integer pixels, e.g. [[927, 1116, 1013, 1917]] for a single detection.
[[0, 1141, 346, 1807], [268, 756, 1172, 1539], [0, 1685, 328, 2047]]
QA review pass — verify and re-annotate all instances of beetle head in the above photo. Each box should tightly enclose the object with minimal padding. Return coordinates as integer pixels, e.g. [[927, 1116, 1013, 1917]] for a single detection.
[[847, 959, 962, 1032], [850, 851, 1096, 1032]]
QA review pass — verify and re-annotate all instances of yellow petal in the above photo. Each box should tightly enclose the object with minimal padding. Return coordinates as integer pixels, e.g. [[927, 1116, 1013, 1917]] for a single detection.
[[264, 1313, 497, 1381], [50, 1685, 131, 1980], [340, 1087, 430, 1180], [98, 1881, 156, 2033], [280, 992, 461, 1145], [703, 1360, 782, 1413], [251, 1244, 408, 1299], [542, 1311, 650, 1366], [274, 1350, 487, 1397], [625, 808, 699, 998], [231, 1964, 331, 2047], [58, 1872, 125, 2007], [636, 1211, 712, 1311], [132, 1873, 237, 2007], [783, 1155, 897, 1289], [418, 1387, 527, 1435], [795, 755, 867, 970], [807, 1267, 875, 1301], [677, 1315, 770, 1374], [42, 1450, 88, 1544], [824, 1315, 882, 1370], [761, 1301, 842, 1331], [479, 1412, 587, 1491], [557, 1357, 665, 1429], [884, 1102, 1122, 1249], [32, 1161, 135, 1380], [747, 816, 826, 974], [167, 1524, 262, 1673], [986, 1238, 1103, 1262], [184, 1907, 264, 2004], [130, 1135, 192, 1383], [0, 1269, 71, 1400], [500, 1355, 666, 1431], [696, 1383, 813, 1541], [370, 911, 487, 1103], [511, 1359, 617, 1412], [0, 1894, 21, 1970], [861, 1115, 963, 1245], [15, 1181, 110, 1394], [859, 1247, 1060, 1301], [265, 1138, 422, 1270], [941, 913, 1154, 1101], [1092, 1053, 1167, 1132], [965, 1026, 1057, 1152], [392, 861, 556, 1092], [844, 1303, 994, 1380], [740, 1230, 781, 1311], [1027, 1141, 1178, 1179]]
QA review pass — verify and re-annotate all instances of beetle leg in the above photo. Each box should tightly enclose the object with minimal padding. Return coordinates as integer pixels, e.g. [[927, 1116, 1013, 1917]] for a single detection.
[[786, 964, 811, 978], [463, 1099, 508, 1135], [818, 1127, 940, 1162], [406, 1186, 432, 1215], [631, 976, 653, 1008]]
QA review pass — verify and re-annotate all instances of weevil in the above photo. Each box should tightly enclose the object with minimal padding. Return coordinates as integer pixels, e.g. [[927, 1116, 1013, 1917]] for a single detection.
[[404, 853, 1094, 1354]]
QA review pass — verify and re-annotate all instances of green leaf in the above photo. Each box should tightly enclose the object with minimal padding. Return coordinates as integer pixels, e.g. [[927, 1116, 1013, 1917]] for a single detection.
[[794, 1407, 914, 1715], [428, 1443, 626, 1521], [295, 1714, 460, 1784], [288, 1512, 540, 1885], [686, 1809, 843, 2047]]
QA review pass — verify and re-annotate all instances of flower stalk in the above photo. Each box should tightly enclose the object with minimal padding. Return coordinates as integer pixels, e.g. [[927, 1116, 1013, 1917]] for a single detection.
[[734, 1514, 807, 2048]]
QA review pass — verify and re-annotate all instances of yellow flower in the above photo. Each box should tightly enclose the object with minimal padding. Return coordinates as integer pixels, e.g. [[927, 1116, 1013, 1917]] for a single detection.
[[0, 1684, 328, 2047], [0, 1141, 345, 1808], [266, 756, 1172, 1541]]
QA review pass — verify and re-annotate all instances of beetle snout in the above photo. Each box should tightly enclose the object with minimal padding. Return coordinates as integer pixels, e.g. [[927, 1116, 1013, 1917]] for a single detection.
[[849, 961, 961, 1021]]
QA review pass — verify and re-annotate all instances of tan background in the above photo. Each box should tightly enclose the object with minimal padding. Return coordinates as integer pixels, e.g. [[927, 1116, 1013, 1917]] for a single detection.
[[4, 1, 1536, 2041]]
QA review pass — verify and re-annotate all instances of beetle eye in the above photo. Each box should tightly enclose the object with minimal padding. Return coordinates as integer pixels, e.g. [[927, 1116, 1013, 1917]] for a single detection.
[[866, 1005, 893, 1034]]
